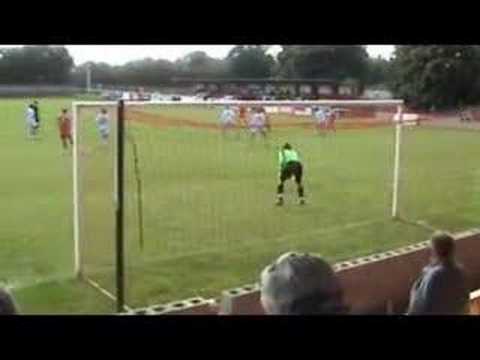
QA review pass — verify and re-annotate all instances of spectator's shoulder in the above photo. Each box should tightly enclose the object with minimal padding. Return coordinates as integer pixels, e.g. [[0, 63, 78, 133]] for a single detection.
[[426, 262, 466, 284], [421, 264, 444, 283]]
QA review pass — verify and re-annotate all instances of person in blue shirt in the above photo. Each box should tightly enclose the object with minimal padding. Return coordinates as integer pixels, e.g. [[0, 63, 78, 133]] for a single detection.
[[407, 232, 469, 315]]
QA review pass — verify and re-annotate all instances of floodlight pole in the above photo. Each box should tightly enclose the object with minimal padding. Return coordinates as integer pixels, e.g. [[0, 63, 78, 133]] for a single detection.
[[86, 64, 92, 93], [115, 100, 126, 312]]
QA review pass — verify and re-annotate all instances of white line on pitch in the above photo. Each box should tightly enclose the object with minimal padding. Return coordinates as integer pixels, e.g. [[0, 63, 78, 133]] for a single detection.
[[2, 274, 75, 292]]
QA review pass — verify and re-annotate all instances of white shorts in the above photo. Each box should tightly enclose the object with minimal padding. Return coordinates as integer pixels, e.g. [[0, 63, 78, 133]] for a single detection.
[[249, 123, 266, 133], [99, 126, 109, 136], [221, 120, 236, 128], [27, 120, 38, 128]]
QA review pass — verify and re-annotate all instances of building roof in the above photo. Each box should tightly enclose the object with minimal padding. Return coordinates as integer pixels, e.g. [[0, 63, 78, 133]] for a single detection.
[[171, 78, 338, 85]]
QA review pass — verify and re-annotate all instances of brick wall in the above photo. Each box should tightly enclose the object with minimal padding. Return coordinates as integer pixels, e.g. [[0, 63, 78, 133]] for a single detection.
[[124, 229, 480, 315], [220, 229, 480, 315]]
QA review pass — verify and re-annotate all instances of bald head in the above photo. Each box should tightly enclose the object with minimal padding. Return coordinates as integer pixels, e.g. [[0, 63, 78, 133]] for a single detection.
[[260, 252, 346, 315]]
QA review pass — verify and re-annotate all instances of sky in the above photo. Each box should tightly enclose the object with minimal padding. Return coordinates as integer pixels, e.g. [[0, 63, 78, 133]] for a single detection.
[[0, 45, 395, 65]]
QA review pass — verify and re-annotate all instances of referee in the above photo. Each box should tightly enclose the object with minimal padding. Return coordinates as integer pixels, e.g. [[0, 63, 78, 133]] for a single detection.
[[276, 143, 305, 206]]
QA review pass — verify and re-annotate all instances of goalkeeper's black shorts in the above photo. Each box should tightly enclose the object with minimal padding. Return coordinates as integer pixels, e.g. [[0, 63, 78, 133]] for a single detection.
[[280, 161, 303, 183]]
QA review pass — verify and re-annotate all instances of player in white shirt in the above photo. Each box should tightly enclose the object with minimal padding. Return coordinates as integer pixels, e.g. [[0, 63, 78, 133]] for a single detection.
[[96, 108, 110, 144], [248, 107, 268, 139], [326, 107, 338, 133], [312, 106, 328, 135], [219, 105, 237, 136], [25, 104, 38, 139]]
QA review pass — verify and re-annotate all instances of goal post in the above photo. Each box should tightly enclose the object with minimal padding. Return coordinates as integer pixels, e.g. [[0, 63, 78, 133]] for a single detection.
[[72, 102, 80, 277], [391, 105, 404, 219], [116, 100, 126, 312], [72, 98, 404, 312]]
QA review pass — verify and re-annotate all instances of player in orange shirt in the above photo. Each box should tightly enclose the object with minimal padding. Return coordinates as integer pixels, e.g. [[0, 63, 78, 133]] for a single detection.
[[58, 108, 73, 150], [239, 105, 248, 128]]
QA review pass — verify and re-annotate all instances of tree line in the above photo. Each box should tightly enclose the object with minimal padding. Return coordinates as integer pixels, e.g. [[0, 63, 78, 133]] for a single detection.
[[1, 45, 480, 109], [0, 45, 380, 86]]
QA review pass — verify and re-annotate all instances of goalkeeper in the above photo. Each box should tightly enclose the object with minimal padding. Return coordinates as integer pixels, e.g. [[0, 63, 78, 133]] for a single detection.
[[276, 143, 305, 206]]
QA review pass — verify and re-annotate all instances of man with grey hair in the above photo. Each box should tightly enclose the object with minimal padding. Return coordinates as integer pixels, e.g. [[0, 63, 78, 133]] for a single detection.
[[407, 232, 469, 315], [260, 252, 348, 315], [0, 288, 19, 315]]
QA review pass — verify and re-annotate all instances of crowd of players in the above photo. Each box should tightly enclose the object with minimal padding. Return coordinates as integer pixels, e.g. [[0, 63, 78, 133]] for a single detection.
[[24, 102, 337, 207], [25, 102, 337, 151], [25, 101, 111, 151], [220, 105, 269, 138], [219, 105, 338, 137], [23, 101, 343, 208]]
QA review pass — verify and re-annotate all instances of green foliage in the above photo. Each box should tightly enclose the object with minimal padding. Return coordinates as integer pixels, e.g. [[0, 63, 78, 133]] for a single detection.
[[0, 45, 391, 92], [391, 46, 480, 109], [226, 45, 275, 78], [366, 56, 393, 86], [175, 51, 228, 79], [276, 46, 370, 84], [0, 46, 74, 84], [72, 51, 229, 87], [72, 58, 178, 87]]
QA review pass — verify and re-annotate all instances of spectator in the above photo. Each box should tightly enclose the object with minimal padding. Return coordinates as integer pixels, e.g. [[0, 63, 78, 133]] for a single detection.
[[407, 232, 469, 315], [260, 252, 348, 315], [0, 288, 19, 315]]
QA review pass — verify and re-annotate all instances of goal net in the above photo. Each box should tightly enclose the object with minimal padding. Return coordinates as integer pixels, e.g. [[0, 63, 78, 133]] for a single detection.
[[73, 102, 119, 311], [395, 111, 480, 232], [74, 99, 405, 311]]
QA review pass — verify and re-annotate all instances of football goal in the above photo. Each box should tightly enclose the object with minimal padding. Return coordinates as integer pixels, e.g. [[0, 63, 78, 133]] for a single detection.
[[73, 99, 419, 312]]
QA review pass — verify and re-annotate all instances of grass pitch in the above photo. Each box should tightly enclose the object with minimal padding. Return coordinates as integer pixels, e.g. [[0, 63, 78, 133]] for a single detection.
[[0, 98, 478, 313]]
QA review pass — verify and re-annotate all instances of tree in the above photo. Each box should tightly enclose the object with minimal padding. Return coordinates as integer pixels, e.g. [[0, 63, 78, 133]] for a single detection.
[[0, 46, 74, 84], [73, 58, 178, 87], [120, 58, 176, 86], [72, 62, 118, 86], [366, 56, 392, 86], [227, 46, 275, 78], [391, 45, 480, 109], [175, 51, 228, 78], [276, 46, 369, 84]]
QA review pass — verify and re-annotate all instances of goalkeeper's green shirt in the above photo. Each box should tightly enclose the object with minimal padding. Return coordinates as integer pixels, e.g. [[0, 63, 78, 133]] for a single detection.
[[279, 149, 300, 170]]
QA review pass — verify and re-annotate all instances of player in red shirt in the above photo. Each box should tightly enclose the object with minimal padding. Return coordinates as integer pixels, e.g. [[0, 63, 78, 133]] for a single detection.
[[58, 108, 73, 150], [239, 105, 248, 128]]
